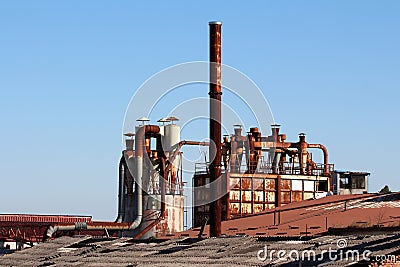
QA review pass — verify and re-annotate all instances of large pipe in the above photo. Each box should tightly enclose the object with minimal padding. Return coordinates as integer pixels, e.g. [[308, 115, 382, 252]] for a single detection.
[[45, 125, 161, 239], [115, 156, 126, 223], [133, 156, 167, 239], [308, 143, 329, 175], [209, 21, 222, 237]]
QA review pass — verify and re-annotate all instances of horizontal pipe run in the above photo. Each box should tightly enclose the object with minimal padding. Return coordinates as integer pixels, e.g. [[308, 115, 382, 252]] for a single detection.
[[169, 140, 209, 163]]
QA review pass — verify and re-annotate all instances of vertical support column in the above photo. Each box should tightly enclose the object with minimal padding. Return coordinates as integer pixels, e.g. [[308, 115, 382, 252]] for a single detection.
[[209, 21, 222, 237], [225, 173, 231, 221], [275, 175, 282, 208]]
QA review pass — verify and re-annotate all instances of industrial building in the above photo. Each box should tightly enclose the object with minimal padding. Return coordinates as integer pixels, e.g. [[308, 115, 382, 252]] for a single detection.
[[1, 21, 399, 266]]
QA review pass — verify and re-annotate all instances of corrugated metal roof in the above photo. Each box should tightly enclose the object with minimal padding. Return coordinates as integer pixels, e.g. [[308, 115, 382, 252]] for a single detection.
[[1, 234, 399, 266], [2, 194, 399, 266]]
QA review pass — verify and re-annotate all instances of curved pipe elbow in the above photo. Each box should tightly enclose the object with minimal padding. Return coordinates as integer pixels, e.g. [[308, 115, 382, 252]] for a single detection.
[[308, 144, 329, 174], [45, 223, 80, 240], [307, 144, 328, 160], [135, 125, 160, 157], [45, 225, 59, 240], [308, 143, 327, 152], [128, 215, 142, 230], [115, 215, 123, 223]]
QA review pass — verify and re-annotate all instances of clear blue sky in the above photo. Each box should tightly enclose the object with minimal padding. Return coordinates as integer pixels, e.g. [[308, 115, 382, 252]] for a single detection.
[[0, 1, 399, 221]]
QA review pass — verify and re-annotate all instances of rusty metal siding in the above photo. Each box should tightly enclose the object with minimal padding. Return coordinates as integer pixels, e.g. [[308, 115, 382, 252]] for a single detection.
[[194, 173, 333, 226], [0, 214, 92, 223]]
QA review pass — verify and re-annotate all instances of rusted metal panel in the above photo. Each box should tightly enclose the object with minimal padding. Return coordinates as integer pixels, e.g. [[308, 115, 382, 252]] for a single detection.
[[149, 195, 184, 238], [229, 190, 240, 201], [229, 203, 240, 214], [253, 204, 264, 213], [266, 203, 275, 209], [196, 173, 334, 224], [292, 191, 303, 202], [241, 178, 251, 190], [253, 191, 264, 202], [241, 203, 252, 214], [242, 191, 252, 202], [229, 177, 240, 189], [253, 178, 264, 190], [266, 192, 276, 202], [166, 195, 184, 235], [280, 179, 291, 190], [281, 192, 291, 203], [265, 179, 275, 190]]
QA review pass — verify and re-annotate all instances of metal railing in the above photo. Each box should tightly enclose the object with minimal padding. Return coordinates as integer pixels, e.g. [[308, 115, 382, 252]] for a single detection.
[[194, 161, 333, 176]]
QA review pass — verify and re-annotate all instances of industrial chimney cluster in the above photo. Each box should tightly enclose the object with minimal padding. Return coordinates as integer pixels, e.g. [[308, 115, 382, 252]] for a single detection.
[[44, 21, 370, 240]]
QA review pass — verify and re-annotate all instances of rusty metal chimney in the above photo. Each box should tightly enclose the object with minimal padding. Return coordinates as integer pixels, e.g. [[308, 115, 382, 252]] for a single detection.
[[209, 21, 222, 237]]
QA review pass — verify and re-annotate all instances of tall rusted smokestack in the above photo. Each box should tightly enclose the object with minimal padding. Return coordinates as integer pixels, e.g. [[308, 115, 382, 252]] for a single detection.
[[209, 21, 222, 237]]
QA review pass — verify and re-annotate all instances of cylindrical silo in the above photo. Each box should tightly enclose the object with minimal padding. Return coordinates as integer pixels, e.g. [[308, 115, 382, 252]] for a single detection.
[[163, 124, 180, 152]]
